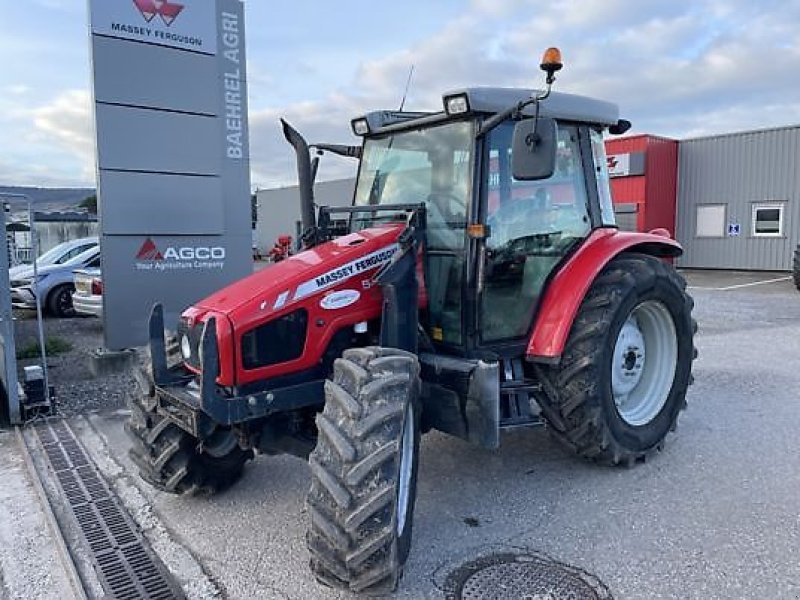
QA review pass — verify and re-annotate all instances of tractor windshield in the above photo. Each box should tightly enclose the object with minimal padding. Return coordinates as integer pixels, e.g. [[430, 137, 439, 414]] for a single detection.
[[353, 119, 474, 346], [353, 120, 474, 250]]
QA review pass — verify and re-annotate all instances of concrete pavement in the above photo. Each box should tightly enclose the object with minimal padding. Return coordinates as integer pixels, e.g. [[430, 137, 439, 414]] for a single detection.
[[71, 270, 800, 599]]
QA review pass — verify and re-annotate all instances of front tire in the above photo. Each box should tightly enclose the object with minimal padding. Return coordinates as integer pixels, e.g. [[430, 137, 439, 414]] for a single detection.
[[793, 244, 800, 291], [125, 371, 253, 494], [537, 253, 696, 465], [306, 347, 421, 595]]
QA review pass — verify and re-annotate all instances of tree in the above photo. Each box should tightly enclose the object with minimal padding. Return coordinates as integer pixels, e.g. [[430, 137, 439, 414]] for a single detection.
[[79, 194, 97, 214]]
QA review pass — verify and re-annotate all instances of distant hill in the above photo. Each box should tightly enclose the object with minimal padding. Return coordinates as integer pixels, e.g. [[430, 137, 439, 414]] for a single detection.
[[0, 186, 95, 214]]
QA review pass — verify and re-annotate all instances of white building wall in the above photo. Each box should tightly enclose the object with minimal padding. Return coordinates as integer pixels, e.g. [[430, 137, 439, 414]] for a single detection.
[[254, 178, 355, 253]]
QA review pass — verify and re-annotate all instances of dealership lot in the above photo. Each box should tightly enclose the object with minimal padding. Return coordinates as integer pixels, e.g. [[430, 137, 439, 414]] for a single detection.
[[31, 270, 800, 599]]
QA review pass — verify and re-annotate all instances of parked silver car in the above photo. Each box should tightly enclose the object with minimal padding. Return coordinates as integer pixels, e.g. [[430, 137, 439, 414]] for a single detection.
[[8, 237, 98, 279], [71, 268, 103, 317], [10, 242, 101, 317]]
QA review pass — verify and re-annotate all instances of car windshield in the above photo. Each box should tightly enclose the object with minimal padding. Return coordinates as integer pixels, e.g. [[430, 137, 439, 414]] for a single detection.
[[36, 243, 73, 266], [64, 246, 98, 267], [352, 120, 474, 249], [34, 240, 96, 266]]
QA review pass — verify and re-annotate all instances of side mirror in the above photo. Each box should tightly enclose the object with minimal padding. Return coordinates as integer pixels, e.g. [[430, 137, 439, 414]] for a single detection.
[[511, 117, 557, 181]]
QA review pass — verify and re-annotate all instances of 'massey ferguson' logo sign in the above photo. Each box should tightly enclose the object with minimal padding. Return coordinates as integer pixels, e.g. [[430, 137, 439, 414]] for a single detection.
[[135, 238, 225, 271], [90, 0, 217, 55], [607, 153, 631, 178], [132, 0, 184, 27]]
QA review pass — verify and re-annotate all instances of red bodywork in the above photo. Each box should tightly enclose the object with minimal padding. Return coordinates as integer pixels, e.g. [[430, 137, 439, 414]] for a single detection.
[[183, 223, 680, 387], [183, 225, 407, 387], [525, 228, 682, 361]]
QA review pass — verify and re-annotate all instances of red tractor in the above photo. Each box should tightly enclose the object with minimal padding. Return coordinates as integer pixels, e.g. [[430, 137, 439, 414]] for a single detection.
[[267, 234, 294, 262], [127, 50, 696, 595]]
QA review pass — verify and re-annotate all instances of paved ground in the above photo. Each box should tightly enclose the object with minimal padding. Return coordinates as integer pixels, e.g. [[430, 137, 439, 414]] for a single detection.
[[0, 430, 76, 600], [4, 269, 798, 599], [64, 269, 799, 600]]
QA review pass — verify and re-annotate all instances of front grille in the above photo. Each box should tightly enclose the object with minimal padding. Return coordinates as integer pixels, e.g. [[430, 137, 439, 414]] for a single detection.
[[241, 309, 308, 370]]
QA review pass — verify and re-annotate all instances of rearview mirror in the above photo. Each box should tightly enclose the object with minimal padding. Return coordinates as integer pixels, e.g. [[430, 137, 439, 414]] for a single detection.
[[511, 117, 556, 181]]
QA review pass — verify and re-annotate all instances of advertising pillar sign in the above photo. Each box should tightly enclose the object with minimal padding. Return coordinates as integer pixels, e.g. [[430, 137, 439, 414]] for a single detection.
[[89, 0, 251, 349]]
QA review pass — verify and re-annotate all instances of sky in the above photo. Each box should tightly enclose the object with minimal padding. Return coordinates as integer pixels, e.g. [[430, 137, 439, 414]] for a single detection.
[[1, 0, 800, 189]]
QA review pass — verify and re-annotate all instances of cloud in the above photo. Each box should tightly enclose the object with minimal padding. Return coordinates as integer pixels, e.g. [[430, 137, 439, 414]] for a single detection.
[[27, 89, 95, 184], [4, 85, 31, 95], [5, 0, 800, 189]]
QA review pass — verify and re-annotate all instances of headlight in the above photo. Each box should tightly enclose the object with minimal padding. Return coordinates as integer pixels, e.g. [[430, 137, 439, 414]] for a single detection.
[[351, 117, 370, 136], [180, 335, 192, 360], [443, 93, 469, 115]]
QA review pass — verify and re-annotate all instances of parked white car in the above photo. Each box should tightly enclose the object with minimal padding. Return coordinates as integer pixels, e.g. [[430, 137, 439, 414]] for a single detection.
[[71, 268, 103, 317], [10, 241, 101, 317]]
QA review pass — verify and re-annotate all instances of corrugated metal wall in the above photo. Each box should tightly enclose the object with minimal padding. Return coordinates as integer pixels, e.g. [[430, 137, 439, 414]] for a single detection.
[[643, 136, 678, 233], [607, 134, 678, 234], [676, 126, 800, 270]]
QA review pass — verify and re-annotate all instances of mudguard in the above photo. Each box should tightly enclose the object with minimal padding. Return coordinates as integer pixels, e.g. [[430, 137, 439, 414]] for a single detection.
[[526, 228, 682, 363]]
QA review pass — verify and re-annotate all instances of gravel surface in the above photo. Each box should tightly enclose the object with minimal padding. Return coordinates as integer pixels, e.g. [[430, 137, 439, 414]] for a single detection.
[[13, 311, 137, 417], [0, 431, 75, 600]]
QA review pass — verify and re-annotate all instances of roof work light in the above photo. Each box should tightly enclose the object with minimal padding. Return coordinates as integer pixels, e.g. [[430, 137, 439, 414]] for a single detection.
[[443, 93, 470, 115], [351, 117, 370, 136]]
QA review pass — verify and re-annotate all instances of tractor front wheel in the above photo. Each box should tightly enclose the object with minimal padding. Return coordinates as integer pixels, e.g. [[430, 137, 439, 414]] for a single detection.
[[125, 371, 253, 494], [538, 253, 696, 465], [306, 347, 421, 595]]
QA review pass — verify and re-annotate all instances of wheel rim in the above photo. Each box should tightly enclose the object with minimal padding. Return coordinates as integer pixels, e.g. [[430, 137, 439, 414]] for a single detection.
[[56, 288, 74, 316], [202, 429, 238, 458], [611, 300, 678, 426], [396, 402, 414, 537]]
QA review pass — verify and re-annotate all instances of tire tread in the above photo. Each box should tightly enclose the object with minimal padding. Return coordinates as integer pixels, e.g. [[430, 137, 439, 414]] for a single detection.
[[306, 346, 419, 595]]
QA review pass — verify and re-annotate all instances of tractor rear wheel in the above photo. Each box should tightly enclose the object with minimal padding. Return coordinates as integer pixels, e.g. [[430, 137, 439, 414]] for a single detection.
[[306, 347, 421, 595], [125, 370, 253, 494], [538, 253, 696, 465], [793, 244, 800, 291]]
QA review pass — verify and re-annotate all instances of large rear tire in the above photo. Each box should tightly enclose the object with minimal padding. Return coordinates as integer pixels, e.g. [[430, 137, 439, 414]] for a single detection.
[[537, 253, 696, 465], [306, 347, 421, 595], [793, 244, 800, 291], [125, 371, 253, 494]]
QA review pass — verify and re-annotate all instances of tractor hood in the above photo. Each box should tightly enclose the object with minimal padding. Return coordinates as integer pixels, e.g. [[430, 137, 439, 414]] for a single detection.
[[187, 224, 404, 321]]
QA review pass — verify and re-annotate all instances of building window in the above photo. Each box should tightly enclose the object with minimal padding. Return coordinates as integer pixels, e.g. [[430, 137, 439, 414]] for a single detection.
[[696, 204, 726, 238], [752, 203, 784, 237]]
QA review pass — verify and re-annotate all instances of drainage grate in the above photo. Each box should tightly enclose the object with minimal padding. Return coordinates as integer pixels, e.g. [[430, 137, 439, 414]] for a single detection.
[[36, 420, 184, 600], [444, 552, 613, 600]]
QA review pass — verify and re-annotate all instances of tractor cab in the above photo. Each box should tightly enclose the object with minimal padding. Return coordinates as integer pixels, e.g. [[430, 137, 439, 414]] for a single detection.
[[336, 59, 628, 356]]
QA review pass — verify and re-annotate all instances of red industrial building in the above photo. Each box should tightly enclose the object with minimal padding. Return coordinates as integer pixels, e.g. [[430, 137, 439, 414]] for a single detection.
[[605, 135, 678, 235]]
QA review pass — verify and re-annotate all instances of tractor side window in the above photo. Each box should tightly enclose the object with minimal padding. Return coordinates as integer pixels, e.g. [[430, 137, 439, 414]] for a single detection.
[[353, 121, 474, 346], [590, 129, 616, 226], [480, 122, 591, 342]]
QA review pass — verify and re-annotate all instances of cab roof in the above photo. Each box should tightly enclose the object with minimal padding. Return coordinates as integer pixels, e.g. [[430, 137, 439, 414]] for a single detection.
[[361, 87, 620, 133]]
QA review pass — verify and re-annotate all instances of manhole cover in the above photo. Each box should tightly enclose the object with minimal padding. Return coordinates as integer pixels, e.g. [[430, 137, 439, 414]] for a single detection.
[[444, 552, 612, 600]]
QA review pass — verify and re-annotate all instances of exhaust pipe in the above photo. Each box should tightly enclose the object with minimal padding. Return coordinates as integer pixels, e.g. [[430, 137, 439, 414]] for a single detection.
[[280, 118, 316, 234]]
